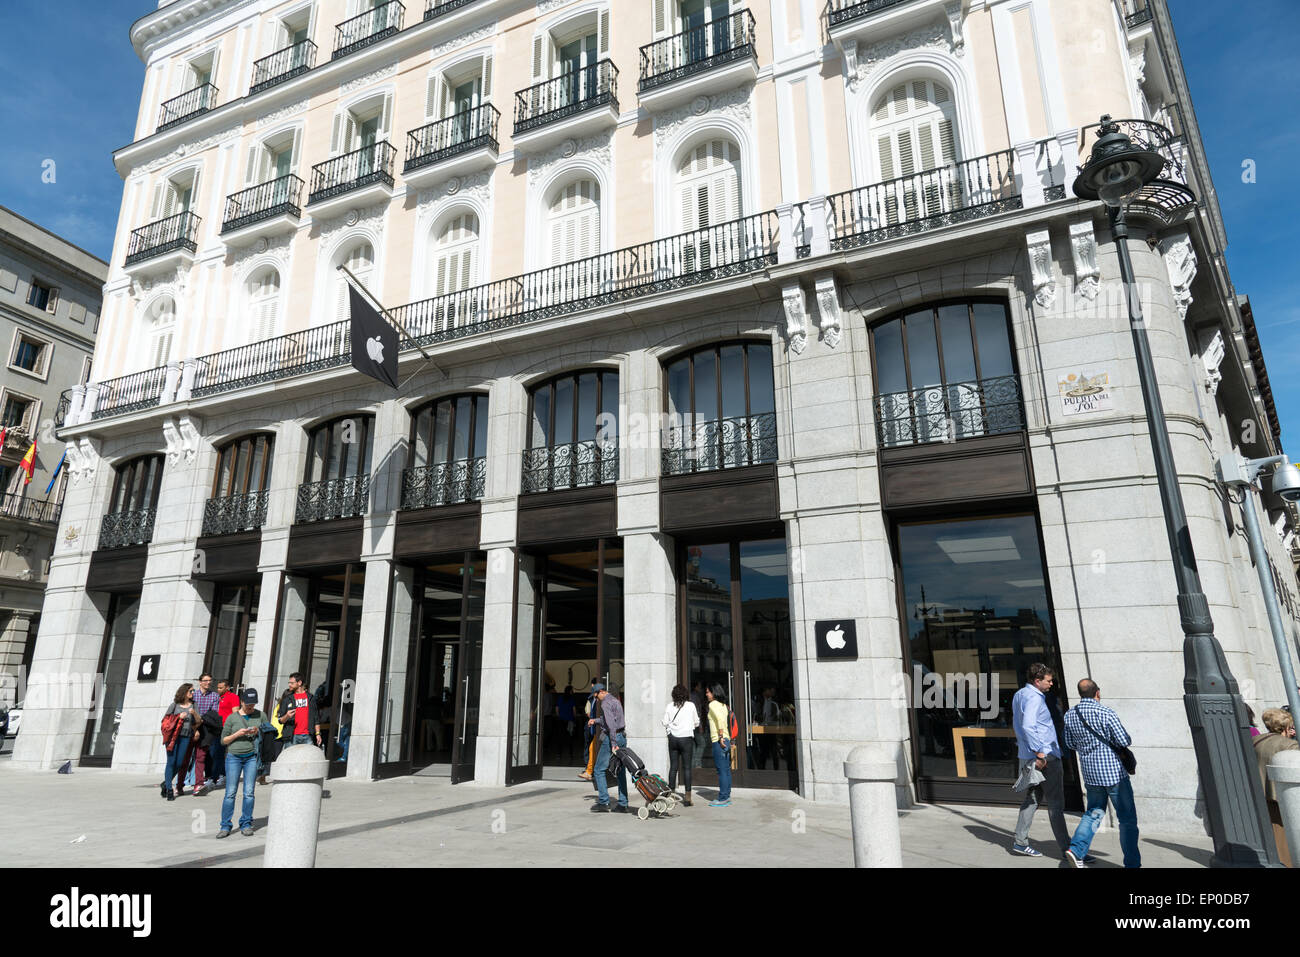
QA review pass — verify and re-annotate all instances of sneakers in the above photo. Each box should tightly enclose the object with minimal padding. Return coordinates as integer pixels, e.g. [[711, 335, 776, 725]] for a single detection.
[[1062, 849, 1084, 868], [611, 804, 630, 814], [708, 799, 731, 807], [240, 826, 255, 837], [194, 784, 209, 797], [216, 829, 231, 839], [1011, 843, 1043, 857], [589, 802, 611, 813], [1083, 855, 1098, 865], [577, 771, 593, 780]]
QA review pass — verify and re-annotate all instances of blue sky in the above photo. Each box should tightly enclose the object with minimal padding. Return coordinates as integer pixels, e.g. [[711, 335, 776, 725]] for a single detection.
[[0, 0, 1295, 458]]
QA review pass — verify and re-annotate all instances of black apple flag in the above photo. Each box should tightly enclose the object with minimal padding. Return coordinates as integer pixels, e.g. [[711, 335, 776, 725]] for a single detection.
[[348, 283, 399, 389]]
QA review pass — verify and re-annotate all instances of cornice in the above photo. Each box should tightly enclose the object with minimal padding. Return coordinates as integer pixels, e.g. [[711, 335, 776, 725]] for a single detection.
[[131, 0, 253, 62]]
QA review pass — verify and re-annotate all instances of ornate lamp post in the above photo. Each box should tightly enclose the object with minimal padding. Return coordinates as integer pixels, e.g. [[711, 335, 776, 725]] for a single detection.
[[1075, 116, 1276, 866]]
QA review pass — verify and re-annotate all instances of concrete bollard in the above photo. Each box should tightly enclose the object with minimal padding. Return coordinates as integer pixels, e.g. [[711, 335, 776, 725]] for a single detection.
[[844, 745, 903, 868], [264, 744, 329, 869], [1267, 749, 1300, 866]]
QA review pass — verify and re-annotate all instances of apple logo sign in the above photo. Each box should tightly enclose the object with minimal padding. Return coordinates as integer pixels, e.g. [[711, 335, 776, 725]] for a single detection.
[[138, 654, 161, 681], [142, 658, 154, 676], [815, 620, 857, 659], [366, 336, 385, 364]]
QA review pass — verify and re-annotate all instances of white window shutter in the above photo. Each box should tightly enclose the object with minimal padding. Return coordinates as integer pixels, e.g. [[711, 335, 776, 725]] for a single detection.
[[244, 144, 261, 185], [45, 288, 60, 316], [149, 182, 164, 220], [679, 181, 696, 233], [532, 34, 545, 83], [190, 169, 202, 211], [210, 47, 221, 92], [480, 56, 493, 105], [380, 93, 393, 140], [425, 74, 444, 120], [598, 10, 610, 57], [330, 112, 343, 155], [344, 114, 357, 153], [290, 128, 302, 173], [161, 182, 178, 220]]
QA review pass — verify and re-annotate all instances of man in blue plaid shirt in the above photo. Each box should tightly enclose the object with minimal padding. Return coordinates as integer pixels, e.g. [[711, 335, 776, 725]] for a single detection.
[[1062, 678, 1139, 868]]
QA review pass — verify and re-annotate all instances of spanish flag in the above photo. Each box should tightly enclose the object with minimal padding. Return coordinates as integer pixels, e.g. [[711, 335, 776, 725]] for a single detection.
[[18, 441, 35, 485]]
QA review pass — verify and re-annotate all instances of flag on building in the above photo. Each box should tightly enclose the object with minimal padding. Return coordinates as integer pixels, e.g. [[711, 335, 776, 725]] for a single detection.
[[348, 284, 398, 390], [45, 450, 66, 495], [0, 425, 8, 449], [19, 441, 36, 484]]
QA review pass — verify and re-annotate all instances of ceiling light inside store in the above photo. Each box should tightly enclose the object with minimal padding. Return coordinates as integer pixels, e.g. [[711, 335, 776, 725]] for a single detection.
[[936, 535, 1021, 564]]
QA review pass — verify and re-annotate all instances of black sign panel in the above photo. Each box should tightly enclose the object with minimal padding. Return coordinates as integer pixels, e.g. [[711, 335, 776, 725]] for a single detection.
[[814, 620, 858, 660], [138, 654, 161, 682]]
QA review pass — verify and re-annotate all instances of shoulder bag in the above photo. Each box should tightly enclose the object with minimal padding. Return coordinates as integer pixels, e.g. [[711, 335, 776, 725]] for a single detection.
[[1077, 710, 1136, 776]]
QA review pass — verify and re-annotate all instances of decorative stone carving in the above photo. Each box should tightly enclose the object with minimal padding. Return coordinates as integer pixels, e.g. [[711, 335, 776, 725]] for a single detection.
[[814, 274, 842, 349], [1026, 228, 1055, 310], [229, 231, 293, 274], [1129, 41, 1147, 88], [527, 130, 613, 186], [65, 437, 100, 486], [846, 20, 953, 91], [256, 97, 309, 128], [316, 201, 388, 243], [1068, 219, 1100, 301], [1162, 233, 1197, 320], [652, 84, 753, 150], [415, 169, 493, 210], [339, 59, 398, 95], [163, 414, 203, 466], [430, 22, 497, 60], [537, 0, 574, 13], [782, 282, 808, 355], [130, 267, 189, 303], [944, 2, 965, 56], [1201, 329, 1226, 395], [135, 125, 242, 175]]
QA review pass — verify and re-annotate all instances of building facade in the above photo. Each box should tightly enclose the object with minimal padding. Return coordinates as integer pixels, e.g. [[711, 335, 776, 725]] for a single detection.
[[0, 208, 104, 709], [15, 0, 1300, 833]]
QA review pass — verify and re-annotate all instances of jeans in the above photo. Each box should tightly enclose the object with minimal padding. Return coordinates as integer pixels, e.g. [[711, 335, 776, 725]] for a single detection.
[[163, 736, 191, 792], [1013, 755, 1071, 852], [211, 739, 226, 780], [668, 735, 694, 792], [193, 745, 209, 787], [221, 751, 259, 832], [1069, 776, 1141, 867], [594, 733, 628, 807], [712, 740, 732, 802]]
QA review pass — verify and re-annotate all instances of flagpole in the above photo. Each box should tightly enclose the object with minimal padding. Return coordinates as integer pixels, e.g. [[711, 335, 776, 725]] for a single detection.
[[336, 264, 444, 380]]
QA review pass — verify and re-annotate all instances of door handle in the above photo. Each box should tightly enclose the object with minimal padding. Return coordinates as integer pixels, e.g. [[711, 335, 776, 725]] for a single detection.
[[460, 675, 469, 745], [744, 670, 753, 747]]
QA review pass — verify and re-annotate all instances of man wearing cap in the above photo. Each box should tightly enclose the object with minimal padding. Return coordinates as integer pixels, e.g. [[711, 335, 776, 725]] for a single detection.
[[587, 683, 629, 813], [218, 688, 267, 838]]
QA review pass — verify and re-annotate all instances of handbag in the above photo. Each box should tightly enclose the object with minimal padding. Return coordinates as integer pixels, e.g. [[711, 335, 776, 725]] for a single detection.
[[1077, 711, 1136, 776]]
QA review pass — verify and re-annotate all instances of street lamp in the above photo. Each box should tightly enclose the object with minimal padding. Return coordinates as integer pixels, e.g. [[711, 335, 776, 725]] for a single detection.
[[1076, 116, 1276, 867]]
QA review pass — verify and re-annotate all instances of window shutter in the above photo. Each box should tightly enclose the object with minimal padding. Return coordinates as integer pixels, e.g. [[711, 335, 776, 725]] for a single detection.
[[938, 118, 956, 164], [679, 180, 696, 232], [532, 34, 545, 83], [344, 114, 357, 152], [598, 9, 610, 57], [380, 93, 393, 140], [330, 112, 343, 155], [245, 144, 260, 185], [36, 341, 51, 375], [892, 84, 907, 115], [149, 182, 165, 220], [896, 129, 915, 175], [654, 0, 667, 37], [876, 134, 898, 223], [480, 56, 493, 104], [190, 169, 202, 211], [161, 183, 178, 220], [210, 47, 221, 93], [45, 288, 59, 316], [290, 128, 302, 173], [425, 74, 443, 120]]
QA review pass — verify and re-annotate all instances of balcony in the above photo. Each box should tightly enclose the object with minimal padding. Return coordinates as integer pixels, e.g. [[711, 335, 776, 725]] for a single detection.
[[99, 507, 157, 550], [220, 174, 305, 247], [827, 0, 952, 50], [1078, 117, 1194, 226], [661, 411, 777, 476], [400, 458, 486, 509], [306, 141, 396, 218], [874, 375, 1025, 449], [802, 148, 1020, 256], [88, 367, 170, 421], [157, 83, 218, 133], [403, 104, 500, 189], [295, 475, 370, 523], [513, 60, 619, 153], [522, 441, 617, 493], [123, 211, 201, 276], [0, 493, 61, 527], [639, 10, 758, 112], [250, 39, 318, 95], [1122, 0, 1153, 29], [333, 1, 404, 60], [201, 491, 269, 537], [425, 0, 477, 20]]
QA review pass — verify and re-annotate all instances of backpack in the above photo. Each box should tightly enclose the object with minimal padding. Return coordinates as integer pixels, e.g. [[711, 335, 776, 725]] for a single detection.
[[728, 709, 740, 741], [161, 710, 183, 752]]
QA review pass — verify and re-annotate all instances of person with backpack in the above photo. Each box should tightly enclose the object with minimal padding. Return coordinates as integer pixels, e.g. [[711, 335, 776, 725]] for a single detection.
[[705, 683, 734, 807], [161, 683, 200, 801], [662, 684, 701, 806]]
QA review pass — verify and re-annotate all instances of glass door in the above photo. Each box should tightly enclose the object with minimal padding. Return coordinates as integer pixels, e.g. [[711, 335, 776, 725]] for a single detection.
[[81, 593, 141, 766], [302, 565, 364, 779]]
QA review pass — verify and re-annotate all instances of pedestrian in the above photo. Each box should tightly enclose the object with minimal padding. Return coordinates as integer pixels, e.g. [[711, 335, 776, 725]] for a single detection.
[[1254, 708, 1298, 867], [662, 683, 700, 806], [587, 683, 629, 813], [578, 687, 600, 782], [1061, 678, 1138, 868], [705, 683, 732, 808], [211, 678, 239, 788], [690, 681, 708, 768], [558, 685, 578, 763], [217, 687, 266, 838], [191, 672, 220, 795], [1010, 663, 1071, 858], [277, 672, 322, 749], [161, 683, 200, 801]]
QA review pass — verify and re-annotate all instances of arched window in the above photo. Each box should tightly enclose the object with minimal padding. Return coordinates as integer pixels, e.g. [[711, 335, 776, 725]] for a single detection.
[[432, 212, 479, 297], [298, 414, 374, 522], [404, 394, 489, 508], [869, 78, 961, 221], [524, 370, 618, 492], [247, 268, 281, 342], [547, 180, 600, 266], [102, 454, 165, 548], [145, 296, 176, 367], [334, 241, 374, 323], [869, 300, 1022, 448], [677, 139, 742, 233], [205, 432, 274, 535], [663, 341, 775, 474]]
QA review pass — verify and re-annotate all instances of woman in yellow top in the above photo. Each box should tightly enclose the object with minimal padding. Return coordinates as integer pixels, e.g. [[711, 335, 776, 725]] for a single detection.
[[705, 684, 732, 807]]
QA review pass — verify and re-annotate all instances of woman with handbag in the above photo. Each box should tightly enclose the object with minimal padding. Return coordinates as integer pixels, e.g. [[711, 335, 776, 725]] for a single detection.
[[1254, 708, 1298, 867], [662, 684, 700, 806], [161, 683, 199, 801], [705, 684, 733, 808]]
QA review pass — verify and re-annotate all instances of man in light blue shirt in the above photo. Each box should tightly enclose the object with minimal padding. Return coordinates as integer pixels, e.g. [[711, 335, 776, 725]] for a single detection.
[[1010, 663, 1071, 858]]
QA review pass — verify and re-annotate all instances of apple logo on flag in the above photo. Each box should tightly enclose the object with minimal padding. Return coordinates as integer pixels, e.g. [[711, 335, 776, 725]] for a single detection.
[[826, 624, 846, 650], [367, 336, 385, 364], [142, 658, 154, 676]]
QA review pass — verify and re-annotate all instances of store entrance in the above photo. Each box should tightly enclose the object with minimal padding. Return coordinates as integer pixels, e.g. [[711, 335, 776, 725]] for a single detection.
[[301, 565, 364, 780], [507, 539, 623, 784]]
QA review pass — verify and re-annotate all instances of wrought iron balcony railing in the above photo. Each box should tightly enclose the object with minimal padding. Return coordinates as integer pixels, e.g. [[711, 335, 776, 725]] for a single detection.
[[91, 367, 170, 420], [295, 475, 370, 523], [639, 10, 757, 93], [201, 490, 270, 536], [0, 493, 61, 526], [99, 507, 157, 550], [333, 1, 404, 59], [515, 60, 618, 136], [221, 174, 305, 234], [190, 323, 352, 398], [124, 210, 201, 266], [405, 104, 500, 173], [158, 83, 219, 132], [522, 441, 617, 493], [812, 148, 1019, 255], [1123, 0, 1153, 28], [400, 458, 486, 509], [874, 375, 1025, 449], [425, 0, 477, 20], [662, 411, 777, 476], [308, 140, 396, 205], [54, 390, 72, 428], [1078, 117, 1193, 225], [827, 0, 917, 28], [250, 39, 318, 94]]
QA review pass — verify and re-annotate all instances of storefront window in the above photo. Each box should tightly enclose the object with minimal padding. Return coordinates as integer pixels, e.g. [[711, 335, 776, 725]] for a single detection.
[[82, 593, 140, 763]]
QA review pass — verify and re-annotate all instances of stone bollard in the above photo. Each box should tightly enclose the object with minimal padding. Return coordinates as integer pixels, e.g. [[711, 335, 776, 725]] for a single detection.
[[264, 744, 329, 869], [1267, 749, 1300, 866], [844, 745, 903, 868]]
